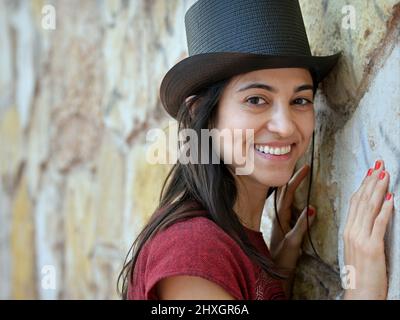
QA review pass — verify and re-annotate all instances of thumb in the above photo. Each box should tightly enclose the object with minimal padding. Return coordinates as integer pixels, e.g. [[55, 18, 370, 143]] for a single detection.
[[285, 205, 317, 246]]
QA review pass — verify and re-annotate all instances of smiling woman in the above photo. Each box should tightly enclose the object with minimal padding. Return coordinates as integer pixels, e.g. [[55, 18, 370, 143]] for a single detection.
[[118, 0, 394, 301]]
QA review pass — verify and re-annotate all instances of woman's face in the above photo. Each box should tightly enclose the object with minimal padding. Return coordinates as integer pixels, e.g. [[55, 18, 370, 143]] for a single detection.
[[213, 68, 315, 188]]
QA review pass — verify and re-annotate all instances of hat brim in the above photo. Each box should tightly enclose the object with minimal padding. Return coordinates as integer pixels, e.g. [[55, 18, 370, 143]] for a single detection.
[[160, 51, 342, 119]]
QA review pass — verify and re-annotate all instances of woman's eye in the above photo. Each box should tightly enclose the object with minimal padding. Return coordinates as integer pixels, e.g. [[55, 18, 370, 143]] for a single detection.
[[293, 98, 313, 106], [246, 96, 266, 106]]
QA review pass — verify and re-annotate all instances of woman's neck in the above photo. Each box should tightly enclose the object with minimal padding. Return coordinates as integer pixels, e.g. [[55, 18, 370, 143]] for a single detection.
[[233, 176, 269, 232]]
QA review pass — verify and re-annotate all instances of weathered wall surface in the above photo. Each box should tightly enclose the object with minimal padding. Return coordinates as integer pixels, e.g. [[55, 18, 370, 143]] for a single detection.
[[0, 0, 398, 299], [289, 0, 400, 299]]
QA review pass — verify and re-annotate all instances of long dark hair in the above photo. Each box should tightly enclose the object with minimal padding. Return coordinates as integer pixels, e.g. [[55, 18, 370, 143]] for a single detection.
[[117, 77, 319, 299]]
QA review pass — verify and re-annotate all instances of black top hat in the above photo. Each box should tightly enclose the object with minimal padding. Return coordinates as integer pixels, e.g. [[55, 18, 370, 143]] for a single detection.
[[160, 0, 342, 119]]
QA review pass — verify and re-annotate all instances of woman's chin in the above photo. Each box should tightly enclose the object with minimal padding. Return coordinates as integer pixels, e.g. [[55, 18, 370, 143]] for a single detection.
[[251, 172, 292, 187]]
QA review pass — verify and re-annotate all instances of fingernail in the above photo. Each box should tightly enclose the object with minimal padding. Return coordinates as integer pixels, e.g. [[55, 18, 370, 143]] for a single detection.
[[385, 192, 392, 201], [374, 160, 381, 170], [307, 207, 315, 216], [379, 170, 386, 180], [366, 168, 373, 177]]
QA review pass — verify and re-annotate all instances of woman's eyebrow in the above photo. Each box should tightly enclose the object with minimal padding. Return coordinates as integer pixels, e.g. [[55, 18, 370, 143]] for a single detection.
[[294, 84, 314, 93], [236, 82, 314, 93], [236, 82, 277, 93]]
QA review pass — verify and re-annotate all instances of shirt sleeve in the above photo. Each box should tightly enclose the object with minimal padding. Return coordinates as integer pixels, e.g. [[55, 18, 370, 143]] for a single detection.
[[143, 217, 248, 300]]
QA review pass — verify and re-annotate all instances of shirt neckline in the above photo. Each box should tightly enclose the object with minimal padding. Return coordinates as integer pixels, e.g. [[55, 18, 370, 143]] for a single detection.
[[181, 201, 264, 236], [242, 224, 263, 236]]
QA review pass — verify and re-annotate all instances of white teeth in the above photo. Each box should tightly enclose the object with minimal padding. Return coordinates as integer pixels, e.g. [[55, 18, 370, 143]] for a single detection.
[[255, 144, 291, 155]]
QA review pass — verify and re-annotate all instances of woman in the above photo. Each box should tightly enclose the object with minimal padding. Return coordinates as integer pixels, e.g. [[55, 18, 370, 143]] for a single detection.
[[118, 0, 394, 300]]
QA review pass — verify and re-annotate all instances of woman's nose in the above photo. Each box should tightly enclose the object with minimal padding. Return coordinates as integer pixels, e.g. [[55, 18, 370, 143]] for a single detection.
[[265, 105, 296, 136]]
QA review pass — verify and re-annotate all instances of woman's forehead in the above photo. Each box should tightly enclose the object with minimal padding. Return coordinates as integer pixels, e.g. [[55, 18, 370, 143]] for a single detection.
[[228, 68, 313, 89]]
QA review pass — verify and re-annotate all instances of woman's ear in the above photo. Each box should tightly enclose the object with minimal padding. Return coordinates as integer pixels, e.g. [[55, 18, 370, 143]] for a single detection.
[[185, 95, 199, 119], [185, 95, 195, 105]]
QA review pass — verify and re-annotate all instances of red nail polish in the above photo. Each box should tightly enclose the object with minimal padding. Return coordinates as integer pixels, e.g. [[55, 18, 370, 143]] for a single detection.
[[307, 207, 315, 216], [379, 171, 386, 180], [385, 193, 392, 201], [366, 168, 373, 177], [374, 161, 381, 170]]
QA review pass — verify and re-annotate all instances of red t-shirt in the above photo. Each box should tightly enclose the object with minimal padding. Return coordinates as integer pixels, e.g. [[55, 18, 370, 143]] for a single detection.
[[128, 209, 287, 300]]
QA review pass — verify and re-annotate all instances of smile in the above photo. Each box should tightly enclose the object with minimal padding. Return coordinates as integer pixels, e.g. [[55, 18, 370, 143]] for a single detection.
[[254, 144, 295, 161]]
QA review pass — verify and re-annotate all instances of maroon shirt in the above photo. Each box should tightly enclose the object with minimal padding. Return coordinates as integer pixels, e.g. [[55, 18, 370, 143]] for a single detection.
[[128, 210, 287, 300]]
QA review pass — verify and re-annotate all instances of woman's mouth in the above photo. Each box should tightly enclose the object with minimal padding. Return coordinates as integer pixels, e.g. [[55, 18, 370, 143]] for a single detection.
[[253, 143, 295, 161]]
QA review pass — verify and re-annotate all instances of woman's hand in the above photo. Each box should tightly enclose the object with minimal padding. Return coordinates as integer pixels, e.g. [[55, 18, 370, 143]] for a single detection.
[[270, 164, 317, 261], [269, 164, 317, 298], [342, 159, 395, 300]]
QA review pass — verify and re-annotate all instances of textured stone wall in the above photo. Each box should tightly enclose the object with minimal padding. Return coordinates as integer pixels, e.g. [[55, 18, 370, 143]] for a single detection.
[[0, 0, 398, 299]]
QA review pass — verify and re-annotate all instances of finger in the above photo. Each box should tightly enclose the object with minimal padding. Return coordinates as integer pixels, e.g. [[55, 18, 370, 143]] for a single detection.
[[352, 160, 385, 235], [285, 205, 317, 247], [345, 161, 384, 232], [281, 164, 310, 210], [345, 188, 362, 234], [276, 183, 288, 204], [361, 169, 390, 237], [346, 167, 372, 229], [371, 192, 394, 242]]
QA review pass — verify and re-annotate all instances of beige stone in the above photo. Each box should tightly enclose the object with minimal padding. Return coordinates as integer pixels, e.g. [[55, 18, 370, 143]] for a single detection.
[[0, 107, 23, 177], [11, 175, 36, 299]]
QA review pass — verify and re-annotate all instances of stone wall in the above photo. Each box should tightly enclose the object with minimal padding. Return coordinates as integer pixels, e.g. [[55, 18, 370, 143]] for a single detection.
[[0, 0, 398, 299]]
